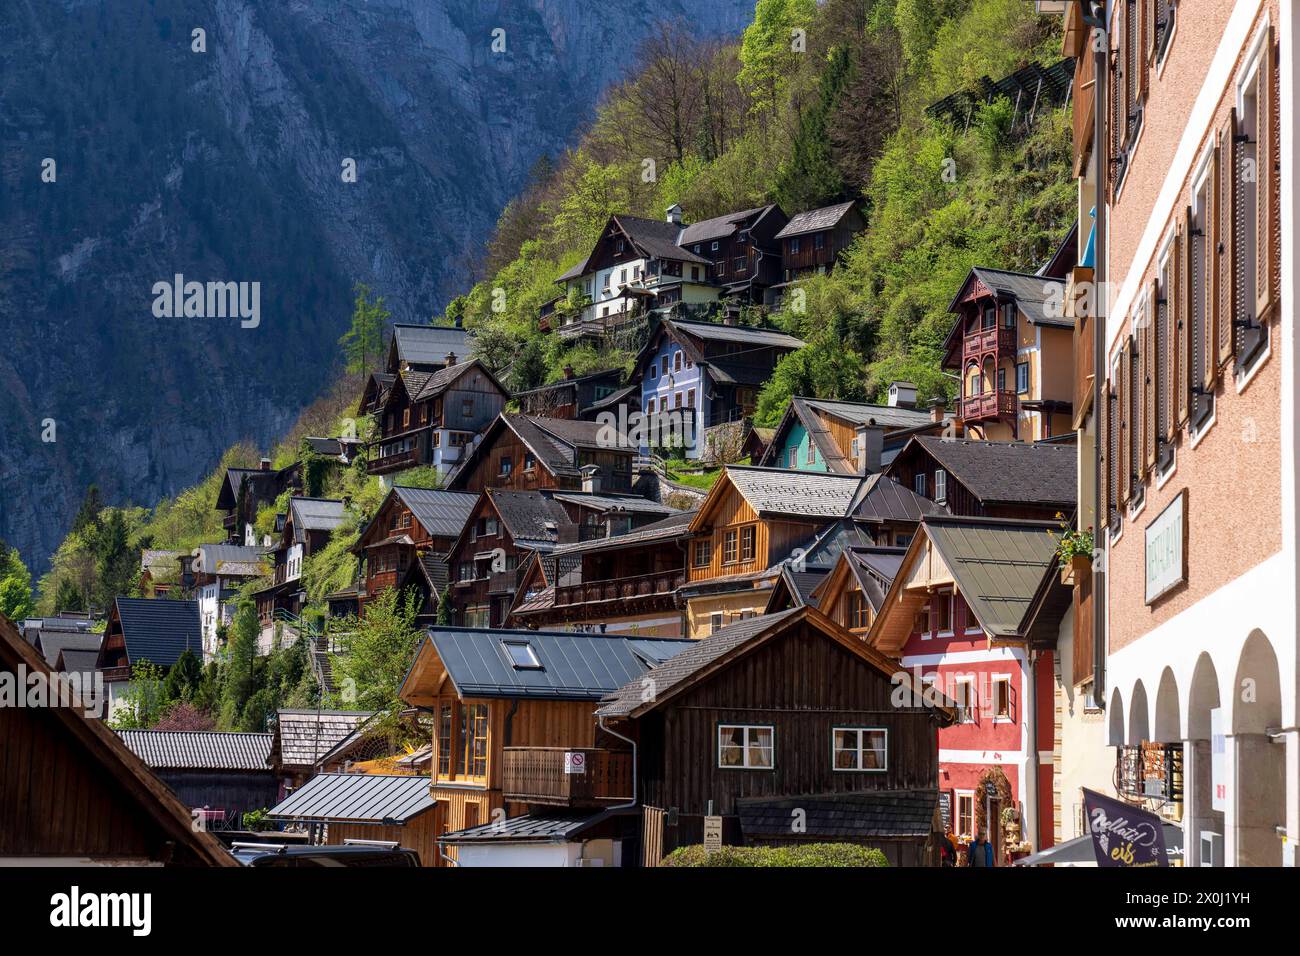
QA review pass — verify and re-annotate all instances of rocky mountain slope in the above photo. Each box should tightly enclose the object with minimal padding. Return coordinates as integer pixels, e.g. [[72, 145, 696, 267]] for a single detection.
[[0, 0, 753, 573]]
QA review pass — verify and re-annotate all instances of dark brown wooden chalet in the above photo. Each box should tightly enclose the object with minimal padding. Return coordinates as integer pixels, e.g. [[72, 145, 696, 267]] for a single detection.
[[773, 201, 866, 283], [96, 597, 204, 717], [883, 435, 1077, 520], [215, 458, 302, 545], [0, 616, 236, 866], [352, 485, 477, 612], [507, 509, 694, 637], [675, 203, 788, 303], [447, 413, 635, 495], [514, 366, 633, 422], [253, 497, 348, 627], [595, 606, 954, 866], [367, 357, 508, 477]]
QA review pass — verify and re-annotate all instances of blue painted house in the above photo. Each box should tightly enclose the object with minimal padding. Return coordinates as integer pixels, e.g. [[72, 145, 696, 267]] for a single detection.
[[759, 393, 943, 474]]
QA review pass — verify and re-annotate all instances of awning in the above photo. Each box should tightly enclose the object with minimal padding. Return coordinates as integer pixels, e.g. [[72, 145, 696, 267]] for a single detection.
[[1013, 822, 1184, 866]]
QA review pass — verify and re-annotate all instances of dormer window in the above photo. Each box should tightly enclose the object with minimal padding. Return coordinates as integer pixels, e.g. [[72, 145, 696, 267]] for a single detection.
[[502, 641, 541, 670]]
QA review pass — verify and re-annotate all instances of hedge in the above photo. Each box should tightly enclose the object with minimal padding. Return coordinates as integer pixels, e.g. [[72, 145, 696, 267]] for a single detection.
[[661, 843, 889, 868]]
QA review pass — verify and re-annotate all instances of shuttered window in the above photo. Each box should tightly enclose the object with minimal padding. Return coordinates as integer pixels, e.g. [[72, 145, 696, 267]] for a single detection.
[[1142, 295, 1156, 471], [1189, 178, 1212, 428], [1105, 373, 1119, 530], [1217, 110, 1238, 368], [1118, 341, 1131, 505], [1154, 271, 1171, 454], [1129, 339, 1142, 504], [1175, 215, 1191, 426]]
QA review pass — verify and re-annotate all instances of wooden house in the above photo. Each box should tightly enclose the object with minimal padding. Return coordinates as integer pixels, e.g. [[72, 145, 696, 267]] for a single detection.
[[863, 515, 1071, 864], [95, 597, 204, 721], [117, 730, 279, 830], [773, 201, 866, 283], [507, 510, 694, 636], [253, 497, 348, 651], [214, 458, 302, 546], [188, 543, 266, 659], [632, 317, 805, 460], [385, 322, 474, 372], [267, 708, 374, 799], [807, 546, 910, 638], [514, 367, 633, 422], [0, 615, 236, 866], [352, 485, 477, 613], [596, 606, 954, 866], [447, 413, 635, 495], [139, 548, 184, 596], [758, 394, 943, 474], [399, 626, 691, 865], [883, 435, 1077, 521], [675, 203, 788, 303], [367, 357, 508, 478], [681, 466, 863, 636]]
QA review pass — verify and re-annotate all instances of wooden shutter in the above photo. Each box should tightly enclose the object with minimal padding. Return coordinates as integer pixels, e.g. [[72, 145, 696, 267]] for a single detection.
[[1176, 213, 1191, 427], [1255, 26, 1276, 323], [1137, 0, 1149, 101], [1146, 0, 1161, 61], [1203, 139, 1220, 392], [1142, 300, 1156, 471], [1109, 51, 1123, 195], [1100, 380, 1111, 525], [1217, 109, 1237, 367], [1118, 338, 1131, 505]]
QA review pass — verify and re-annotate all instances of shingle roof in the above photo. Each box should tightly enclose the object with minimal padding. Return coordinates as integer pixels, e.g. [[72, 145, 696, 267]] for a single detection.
[[412, 627, 692, 701], [303, 436, 344, 457], [962, 267, 1070, 327], [668, 317, 805, 350], [117, 730, 274, 771], [922, 515, 1060, 638], [551, 510, 696, 556], [490, 490, 573, 546], [409, 359, 501, 402], [597, 610, 800, 719], [737, 790, 938, 839], [486, 415, 629, 480], [36, 630, 102, 667], [392, 324, 474, 366], [849, 473, 941, 524], [289, 498, 348, 536], [392, 486, 478, 538], [267, 773, 433, 824], [140, 549, 184, 573], [906, 437, 1077, 507], [270, 710, 375, 770], [676, 205, 772, 246], [108, 597, 203, 670], [723, 466, 863, 519], [615, 215, 711, 264], [192, 543, 266, 576], [774, 200, 858, 238], [55, 648, 102, 679], [442, 810, 620, 844], [549, 492, 679, 516], [803, 397, 933, 430]]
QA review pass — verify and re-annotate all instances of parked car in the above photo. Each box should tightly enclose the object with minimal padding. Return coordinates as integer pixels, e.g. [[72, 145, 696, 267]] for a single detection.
[[229, 840, 420, 868]]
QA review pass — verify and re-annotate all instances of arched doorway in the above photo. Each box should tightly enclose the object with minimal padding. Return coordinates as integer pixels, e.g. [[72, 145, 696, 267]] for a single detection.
[[1186, 653, 1223, 866], [973, 766, 1014, 865], [1231, 632, 1283, 866]]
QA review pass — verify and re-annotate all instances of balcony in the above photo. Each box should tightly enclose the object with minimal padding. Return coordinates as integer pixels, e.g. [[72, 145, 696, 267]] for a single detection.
[[1070, 15, 1096, 176], [961, 327, 1016, 361], [366, 446, 420, 475], [501, 747, 633, 807], [553, 569, 684, 608], [960, 390, 1018, 423], [487, 567, 521, 595]]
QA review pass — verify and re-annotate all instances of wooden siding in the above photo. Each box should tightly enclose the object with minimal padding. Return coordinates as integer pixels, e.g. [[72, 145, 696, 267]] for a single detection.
[[687, 482, 823, 583], [328, 816, 441, 868]]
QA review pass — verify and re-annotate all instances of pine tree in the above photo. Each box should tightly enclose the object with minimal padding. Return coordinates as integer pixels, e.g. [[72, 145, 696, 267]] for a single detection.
[[775, 44, 851, 212], [0, 546, 36, 622], [338, 283, 390, 378], [71, 485, 104, 537]]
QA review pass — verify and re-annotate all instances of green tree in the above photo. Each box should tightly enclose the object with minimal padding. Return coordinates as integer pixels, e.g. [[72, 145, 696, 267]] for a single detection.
[[331, 587, 422, 736], [775, 44, 851, 211], [162, 648, 203, 704], [71, 485, 104, 537], [93, 509, 136, 608], [0, 546, 36, 621], [737, 0, 818, 119], [109, 660, 166, 730], [220, 597, 260, 729], [338, 282, 390, 378], [53, 576, 85, 614]]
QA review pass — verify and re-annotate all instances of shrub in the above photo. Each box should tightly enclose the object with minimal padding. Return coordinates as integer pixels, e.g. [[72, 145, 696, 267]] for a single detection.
[[661, 843, 889, 867]]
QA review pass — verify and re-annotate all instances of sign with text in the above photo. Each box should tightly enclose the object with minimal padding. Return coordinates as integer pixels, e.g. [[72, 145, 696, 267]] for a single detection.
[[938, 792, 952, 833], [1082, 788, 1168, 867], [563, 751, 586, 775], [703, 816, 723, 852], [1145, 491, 1186, 604]]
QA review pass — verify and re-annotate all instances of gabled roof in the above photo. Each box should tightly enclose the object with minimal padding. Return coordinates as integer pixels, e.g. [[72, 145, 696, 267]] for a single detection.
[[405, 358, 506, 403], [214, 463, 299, 511], [449, 414, 631, 489], [269, 709, 374, 770], [117, 730, 274, 772], [598, 606, 953, 721], [288, 497, 348, 538], [849, 472, 942, 524], [613, 214, 710, 264], [0, 616, 236, 866], [391, 486, 478, 538], [549, 492, 679, 517], [694, 466, 862, 527], [774, 200, 858, 239], [551, 509, 696, 556], [35, 630, 102, 667], [104, 597, 203, 670], [677, 204, 774, 246], [441, 809, 623, 845], [192, 543, 266, 576], [555, 255, 591, 283], [946, 266, 1069, 329], [486, 490, 573, 549], [390, 323, 474, 368], [55, 647, 101, 681], [666, 317, 805, 350], [267, 773, 433, 824], [897, 436, 1077, 509], [400, 626, 692, 706]]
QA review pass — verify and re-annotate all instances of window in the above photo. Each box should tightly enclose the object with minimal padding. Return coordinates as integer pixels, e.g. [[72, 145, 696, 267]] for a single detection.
[[956, 792, 975, 839], [1002, 302, 1016, 328], [693, 539, 711, 568], [619, 268, 627, 284], [1016, 361, 1029, 394], [814, 232, 825, 250], [464, 604, 490, 629], [458, 562, 475, 582], [673, 351, 682, 371], [848, 590, 870, 630], [997, 367, 1006, 393], [498, 456, 513, 477], [954, 677, 976, 723], [646, 398, 655, 414], [523, 451, 536, 471], [722, 529, 739, 564], [686, 388, 695, 408], [402, 408, 411, 428], [461, 398, 474, 418], [718, 724, 774, 769], [993, 675, 1012, 721], [437, 703, 453, 776], [790, 237, 801, 254], [932, 590, 952, 634], [461, 703, 489, 777], [711, 241, 719, 252], [661, 357, 669, 376], [674, 392, 683, 409], [740, 525, 756, 562], [709, 612, 724, 634], [502, 641, 541, 669], [934, 469, 947, 503], [913, 473, 927, 497], [788, 447, 798, 468], [806, 441, 816, 465], [833, 728, 886, 772]]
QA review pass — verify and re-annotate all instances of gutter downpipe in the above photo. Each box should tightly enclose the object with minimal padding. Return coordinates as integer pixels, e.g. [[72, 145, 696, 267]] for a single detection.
[[598, 715, 639, 812], [1084, 0, 1109, 703]]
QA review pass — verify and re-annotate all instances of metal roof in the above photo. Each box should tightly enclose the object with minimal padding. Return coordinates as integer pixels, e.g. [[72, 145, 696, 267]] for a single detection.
[[442, 809, 622, 844], [267, 773, 434, 824], [192, 543, 266, 576], [677, 205, 773, 246], [803, 397, 933, 430], [667, 317, 805, 350], [289, 497, 348, 536], [392, 486, 478, 538], [117, 730, 274, 771], [849, 472, 942, 524], [922, 515, 1060, 638], [419, 627, 692, 701], [774, 200, 858, 238], [392, 324, 474, 366], [108, 597, 203, 670], [551, 510, 696, 556], [549, 492, 679, 516]]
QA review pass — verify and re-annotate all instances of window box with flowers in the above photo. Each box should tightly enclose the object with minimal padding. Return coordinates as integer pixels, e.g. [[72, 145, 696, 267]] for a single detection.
[[1049, 513, 1094, 585]]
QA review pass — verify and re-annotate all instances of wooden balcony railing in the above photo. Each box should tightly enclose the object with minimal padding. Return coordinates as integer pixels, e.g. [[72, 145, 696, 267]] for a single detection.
[[962, 327, 1016, 361], [960, 390, 1018, 423], [501, 747, 633, 807], [366, 447, 420, 475], [553, 570, 684, 607], [487, 567, 521, 595]]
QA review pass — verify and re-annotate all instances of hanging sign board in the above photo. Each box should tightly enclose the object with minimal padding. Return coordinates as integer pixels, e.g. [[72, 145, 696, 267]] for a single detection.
[[1145, 490, 1187, 604]]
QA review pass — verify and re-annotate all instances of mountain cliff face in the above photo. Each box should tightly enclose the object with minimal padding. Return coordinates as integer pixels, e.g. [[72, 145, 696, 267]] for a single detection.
[[0, 0, 754, 574]]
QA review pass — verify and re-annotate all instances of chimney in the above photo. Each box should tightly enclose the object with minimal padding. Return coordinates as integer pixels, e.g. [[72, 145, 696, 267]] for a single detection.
[[722, 311, 739, 327], [665, 203, 683, 226], [259, 457, 272, 471], [580, 464, 602, 494], [887, 381, 917, 409], [564, 364, 575, 380], [929, 397, 947, 423], [854, 424, 883, 476], [445, 351, 458, 368]]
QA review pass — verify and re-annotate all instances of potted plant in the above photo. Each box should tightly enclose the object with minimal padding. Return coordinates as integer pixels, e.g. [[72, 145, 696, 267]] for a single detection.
[[1048, 513, 1094, 584]]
